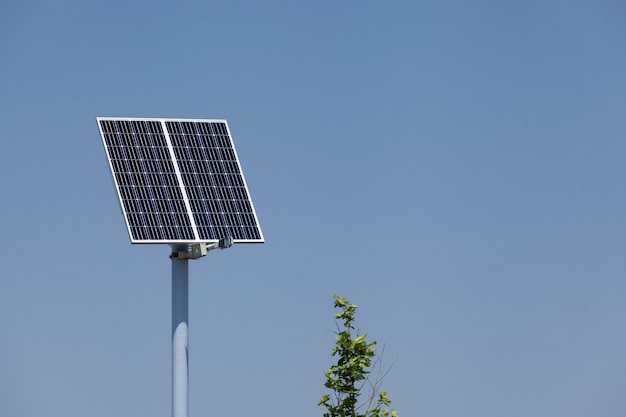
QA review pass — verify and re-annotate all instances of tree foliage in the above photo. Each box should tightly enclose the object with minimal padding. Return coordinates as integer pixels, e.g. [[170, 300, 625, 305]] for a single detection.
[[318, 295, 399, 417]]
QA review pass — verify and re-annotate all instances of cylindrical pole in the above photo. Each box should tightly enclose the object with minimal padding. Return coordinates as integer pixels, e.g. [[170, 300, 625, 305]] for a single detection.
[[172, 247, 189, 417]]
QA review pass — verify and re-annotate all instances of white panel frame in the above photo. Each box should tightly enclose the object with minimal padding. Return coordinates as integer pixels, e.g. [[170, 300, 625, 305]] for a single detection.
[[161, 120, 201, 242], [97, 117, 265, 244]]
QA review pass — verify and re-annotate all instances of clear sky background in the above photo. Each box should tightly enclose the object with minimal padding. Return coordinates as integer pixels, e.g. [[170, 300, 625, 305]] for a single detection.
[[1, 1, 625, 416]]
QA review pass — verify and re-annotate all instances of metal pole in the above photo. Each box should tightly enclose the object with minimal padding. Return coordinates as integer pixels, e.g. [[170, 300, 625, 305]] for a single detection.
[[172, 246, 189, 417]]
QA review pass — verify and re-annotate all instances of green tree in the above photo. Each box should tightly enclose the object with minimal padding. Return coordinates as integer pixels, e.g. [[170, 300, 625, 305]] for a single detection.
[[318, 295, 399, 417]]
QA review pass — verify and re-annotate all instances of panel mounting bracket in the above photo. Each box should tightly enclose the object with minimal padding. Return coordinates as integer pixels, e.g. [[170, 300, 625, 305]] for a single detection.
[[169, 237, 234, 260]]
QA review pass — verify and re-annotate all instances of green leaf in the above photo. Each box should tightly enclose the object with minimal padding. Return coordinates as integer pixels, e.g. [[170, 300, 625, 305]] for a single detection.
[[321, 295, 399, 417]]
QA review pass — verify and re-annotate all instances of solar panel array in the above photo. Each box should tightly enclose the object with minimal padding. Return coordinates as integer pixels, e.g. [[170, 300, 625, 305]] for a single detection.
[[97, 117, 264, 244]]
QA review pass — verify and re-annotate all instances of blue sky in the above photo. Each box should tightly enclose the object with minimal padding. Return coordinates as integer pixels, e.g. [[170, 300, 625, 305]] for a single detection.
[[1, 1, 626, 416]]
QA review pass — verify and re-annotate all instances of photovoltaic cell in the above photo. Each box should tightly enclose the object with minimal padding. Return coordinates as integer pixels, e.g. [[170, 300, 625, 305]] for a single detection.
[[97, 118, 264, 244]]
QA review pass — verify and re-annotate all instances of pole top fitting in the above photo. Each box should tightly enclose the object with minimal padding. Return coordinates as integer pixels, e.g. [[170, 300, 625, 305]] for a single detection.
[[170, 237, 234, 260]]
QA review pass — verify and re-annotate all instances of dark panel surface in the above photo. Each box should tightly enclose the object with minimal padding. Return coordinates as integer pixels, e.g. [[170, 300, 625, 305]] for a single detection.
[[99, 119, 195, 241], [166, 120, 262, 241], [98, 118, 263, 243]]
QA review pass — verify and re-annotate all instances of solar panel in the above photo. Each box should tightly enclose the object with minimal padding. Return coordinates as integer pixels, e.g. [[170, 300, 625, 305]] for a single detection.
[[97, 117, 264, 244]]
